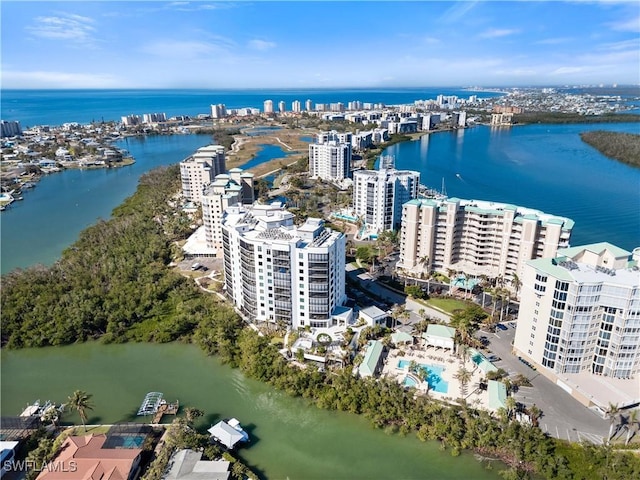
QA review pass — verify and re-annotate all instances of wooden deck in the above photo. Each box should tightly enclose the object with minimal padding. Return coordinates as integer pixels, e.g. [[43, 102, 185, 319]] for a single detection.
[[151, 401, 179, 424]]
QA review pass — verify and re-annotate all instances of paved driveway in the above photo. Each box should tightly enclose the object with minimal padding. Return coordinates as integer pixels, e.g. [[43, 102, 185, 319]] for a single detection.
[[478, 325, 608, 443]]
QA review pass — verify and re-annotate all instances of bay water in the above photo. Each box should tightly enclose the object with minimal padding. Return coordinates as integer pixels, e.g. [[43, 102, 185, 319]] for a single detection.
[[0, 342, 501, 480], [384, 122, 640, 251]]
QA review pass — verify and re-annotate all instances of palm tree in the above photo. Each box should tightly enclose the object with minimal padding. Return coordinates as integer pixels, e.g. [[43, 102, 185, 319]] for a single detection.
[[68, 390, 94, 432], [625, 409, 638, 446], [505, 396, 517, 422], [527, 404, 542, 427], [606, 402, 620, 443], [510, 273, 522, 299], [454, 367, 472, 397]]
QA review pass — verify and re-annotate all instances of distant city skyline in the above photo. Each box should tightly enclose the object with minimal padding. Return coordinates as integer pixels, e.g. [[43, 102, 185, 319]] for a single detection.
[[2, 1, 639, 89]]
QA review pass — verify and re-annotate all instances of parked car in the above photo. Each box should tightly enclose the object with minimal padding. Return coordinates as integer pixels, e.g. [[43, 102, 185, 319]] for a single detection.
[[496, 323, 508, 331], [487, 355, 501, 362]]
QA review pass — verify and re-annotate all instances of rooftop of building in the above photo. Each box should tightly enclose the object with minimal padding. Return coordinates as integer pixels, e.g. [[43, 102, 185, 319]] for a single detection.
[[404, 197, 575, 230], [223, 202, 343, 249], [528, 242, 638, 285]]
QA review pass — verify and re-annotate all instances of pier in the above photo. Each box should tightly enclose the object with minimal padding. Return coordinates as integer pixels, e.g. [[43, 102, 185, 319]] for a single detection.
[[151, 400, 179, 424]]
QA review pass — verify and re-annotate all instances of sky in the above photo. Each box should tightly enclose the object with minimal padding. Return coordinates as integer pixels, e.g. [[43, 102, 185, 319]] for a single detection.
[[1, 1, 639, 89]]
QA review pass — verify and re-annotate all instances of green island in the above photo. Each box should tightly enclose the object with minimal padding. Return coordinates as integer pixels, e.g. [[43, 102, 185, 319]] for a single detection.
[[2, 165, 640, 480], [514, 112, 640, 125], [580, 130, 640, 167]]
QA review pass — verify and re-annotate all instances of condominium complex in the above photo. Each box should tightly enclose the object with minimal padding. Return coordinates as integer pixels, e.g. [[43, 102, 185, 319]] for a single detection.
[[398, 197, 574, 284], [179, 145, 226, 202], [1, 120, 22, 137], [308, 139, 352, 182], [513, 243, 640, 407], [201, 169, 254, 255], [222, 203, 347, 329], [211, 104, 227, 119], [263, 100, 274, 114], [353, 164, 420, 232]]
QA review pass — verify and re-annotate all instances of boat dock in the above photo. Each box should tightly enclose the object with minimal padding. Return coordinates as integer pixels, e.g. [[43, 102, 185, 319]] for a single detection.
[[151, 400, 179, 424], [137, 392, 179, 424]]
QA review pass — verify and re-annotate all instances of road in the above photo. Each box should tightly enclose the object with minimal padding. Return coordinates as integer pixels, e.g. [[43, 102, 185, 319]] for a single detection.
[[346, 263, 450, 327], [478, 325, 609, 443]]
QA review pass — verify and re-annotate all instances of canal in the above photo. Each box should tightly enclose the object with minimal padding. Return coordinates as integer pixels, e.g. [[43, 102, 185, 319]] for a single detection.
[[1, 342, 502, 479]]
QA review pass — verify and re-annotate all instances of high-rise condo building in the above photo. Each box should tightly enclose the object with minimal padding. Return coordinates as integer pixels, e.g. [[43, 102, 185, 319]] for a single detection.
[[222, 203, 348, 329], [513, 243, 640, 408], [278, 101, 286, 113], [179, 145, 226, 203], [353, 161, 420, 233], [292, 100, 301, 113], [211, 104, 227, 119], [263, 100, 274, 114], [305, 99, 313, 112], [398, 197, 574, 284], [308, 141, 352, 182], [1, 120, 23, 137], [201, 169, 255, 256]]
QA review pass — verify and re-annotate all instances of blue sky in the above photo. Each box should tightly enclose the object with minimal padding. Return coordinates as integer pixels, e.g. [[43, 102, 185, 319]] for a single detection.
[[1, 1, 639, 89]]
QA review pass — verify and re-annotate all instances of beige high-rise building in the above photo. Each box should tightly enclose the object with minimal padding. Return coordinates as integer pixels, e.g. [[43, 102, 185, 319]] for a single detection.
[[179, 145, 226, 203], [513, 243, 640, 408], [398, 197, 574, 285], [263, 99, 274, 114]]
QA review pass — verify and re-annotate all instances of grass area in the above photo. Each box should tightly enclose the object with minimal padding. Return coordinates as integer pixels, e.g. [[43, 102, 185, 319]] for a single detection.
[[425, 297, 471, 314], [66, 425, 111, 435]]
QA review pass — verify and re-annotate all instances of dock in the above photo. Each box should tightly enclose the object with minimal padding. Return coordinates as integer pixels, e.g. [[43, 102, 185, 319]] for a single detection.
[[137, 392, 179, 423], [151, 400, 179, 424]]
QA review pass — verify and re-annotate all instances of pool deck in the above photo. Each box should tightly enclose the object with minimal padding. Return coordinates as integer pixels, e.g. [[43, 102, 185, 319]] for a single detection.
[[381, 342, 494, 411]]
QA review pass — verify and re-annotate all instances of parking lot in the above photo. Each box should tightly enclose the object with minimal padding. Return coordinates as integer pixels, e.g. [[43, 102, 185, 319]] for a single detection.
[[477, 324, 608, 443]]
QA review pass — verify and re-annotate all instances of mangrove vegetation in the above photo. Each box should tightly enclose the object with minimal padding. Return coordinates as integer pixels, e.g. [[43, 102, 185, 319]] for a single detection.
[[580, 130, 640, 167]]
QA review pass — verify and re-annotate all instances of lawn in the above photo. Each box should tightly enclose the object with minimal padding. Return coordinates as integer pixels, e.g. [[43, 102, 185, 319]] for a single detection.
[[425, 297, 471, 314]]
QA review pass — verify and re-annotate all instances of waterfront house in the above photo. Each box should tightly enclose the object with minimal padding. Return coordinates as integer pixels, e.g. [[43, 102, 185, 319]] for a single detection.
[[165, 449, 230, 480], [36, 434, 142, 480], [207, 419, 249, 450]]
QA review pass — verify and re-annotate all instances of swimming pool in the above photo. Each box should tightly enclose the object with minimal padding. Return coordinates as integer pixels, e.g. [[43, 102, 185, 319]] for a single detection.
[[403, 375, 419, 388], [333, 213, 358, 222], [398, 360, 449, 394]]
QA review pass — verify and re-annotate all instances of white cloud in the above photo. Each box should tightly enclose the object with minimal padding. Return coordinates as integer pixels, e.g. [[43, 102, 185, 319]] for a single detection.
[[439, 1, 479, 23], [478, 28, 520, 39], [2, 70, 120, 89], [607, 15, 640, 32], [139, 40, 229, 59], [550, 66, 585, 75], [26, 13, 96, 43], [165, 2, 234, 12], [247, 39, 276, 51], [534, 37, 573, 45]]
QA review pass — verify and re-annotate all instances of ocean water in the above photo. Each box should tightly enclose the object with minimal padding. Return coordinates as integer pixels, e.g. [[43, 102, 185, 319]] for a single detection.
[[1, 87, 500, 127]]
